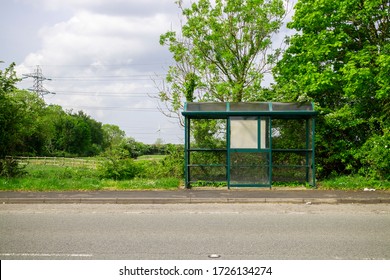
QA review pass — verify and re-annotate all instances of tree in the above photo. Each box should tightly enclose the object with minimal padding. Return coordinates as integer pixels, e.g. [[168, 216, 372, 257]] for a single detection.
[[102, 124, 126, 150], [51, 110, 100, 156], [46, 108, 104, 156], [0, 62, 21, 157], [1, 63, 109, 158], [74, 111, 104, 155], [159, 0, 288, 122], [8, 90, 50, 155], [273, 0, 390, 178], [0, 62, 19, 94]]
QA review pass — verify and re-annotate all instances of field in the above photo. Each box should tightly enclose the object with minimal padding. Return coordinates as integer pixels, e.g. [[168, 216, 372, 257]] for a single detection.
[[0, 156, 181, 191], [0, 156, 389, 191]]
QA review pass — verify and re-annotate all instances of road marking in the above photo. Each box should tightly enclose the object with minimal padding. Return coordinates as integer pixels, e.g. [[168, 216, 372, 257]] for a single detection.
[[0, 253, 93, 258]]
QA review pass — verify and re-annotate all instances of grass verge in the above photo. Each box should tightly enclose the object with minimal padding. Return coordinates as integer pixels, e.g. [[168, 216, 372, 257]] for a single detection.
[[318, 175, 390, 190], [1, 165, 389, 191], [0, 177, 181, 192], [0, 165, 181, 191]]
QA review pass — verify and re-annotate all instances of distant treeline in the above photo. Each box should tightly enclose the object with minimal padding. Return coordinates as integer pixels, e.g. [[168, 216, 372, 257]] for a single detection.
[[1, 63, 178, 159]]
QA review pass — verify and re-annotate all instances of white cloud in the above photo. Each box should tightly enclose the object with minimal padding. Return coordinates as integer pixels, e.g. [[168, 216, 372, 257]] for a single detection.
[[11, 0, 297, 144], [13, 0, 182, 143], [21, 10, 172, 67], [34, 0, 178, 17]]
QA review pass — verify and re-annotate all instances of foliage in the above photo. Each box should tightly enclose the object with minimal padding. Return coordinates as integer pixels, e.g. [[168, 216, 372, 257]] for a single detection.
[[0, 62, 19, 94], [191, 119, 227, 149], [98, 158, 141, 180], [159, 0, 287, 121], [0, 82, 106, 157], [273, 0, 390, 178], [319, 175, 390, 190], [102, 124, 126, 150], [0, 158, 26, 178], [355, 129, 390, 180], [48, 108, 104, 156], [98, 139, 180, 181], [123, 137, 149, 158], [154, 144, 184, 178], [138, 145, 185, 179], [0, 62, 20, 158], [3, 161, 389, 191], [0, 62, 183, 183], [0, 163, 181, 191], [101, 125, 151, 159], [0, 63, 110, 158]]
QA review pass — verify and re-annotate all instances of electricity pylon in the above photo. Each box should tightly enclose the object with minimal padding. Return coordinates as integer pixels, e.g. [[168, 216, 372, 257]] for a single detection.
[[23, 65, 55, 97]]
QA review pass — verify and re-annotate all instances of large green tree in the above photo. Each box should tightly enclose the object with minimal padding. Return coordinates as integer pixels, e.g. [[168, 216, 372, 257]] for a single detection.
[[159, 0, 288, 121], [274, 0, 390, 179], [49, 109, 104, 156], [0, 62, 106, 158], [7, 90, 50, 155], [0, 62, 21, 157]]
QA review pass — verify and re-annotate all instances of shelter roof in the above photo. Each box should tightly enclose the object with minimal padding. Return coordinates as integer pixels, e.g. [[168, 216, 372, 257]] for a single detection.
[[182, 102, 317, 118]]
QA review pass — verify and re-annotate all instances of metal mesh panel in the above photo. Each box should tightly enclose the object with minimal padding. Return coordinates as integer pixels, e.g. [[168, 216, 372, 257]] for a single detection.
[[189, 166, 227, 182], [272, 166, 307, 183], [272, 151, 312, 184], [230, 152, 269, 185], [190, 151, 226, 165], [272, 151, 306, 165], [188, 143, 227, 184]]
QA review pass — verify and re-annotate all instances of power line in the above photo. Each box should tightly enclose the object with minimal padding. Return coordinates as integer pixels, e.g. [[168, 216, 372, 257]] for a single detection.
[[50, 74, 166, 79], [22, 65, 55, 98], [54, 91, 158, 97], [23, 62, 172, 68], [61, 105, 166, 112], [52, 78, 162, 82]]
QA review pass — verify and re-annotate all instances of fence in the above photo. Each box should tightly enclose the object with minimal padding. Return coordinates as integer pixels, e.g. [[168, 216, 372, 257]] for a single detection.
[[11, 156, 101, 169]]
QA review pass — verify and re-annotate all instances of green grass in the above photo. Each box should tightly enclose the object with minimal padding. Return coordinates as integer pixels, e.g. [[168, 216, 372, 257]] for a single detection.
[[1, 163, 389, 191], [100, 178, 181, 190], [0, 177, 181, 192], [136, 155, 166, 161], [0, 164, 181, 191], [319, 175, 390, 190]]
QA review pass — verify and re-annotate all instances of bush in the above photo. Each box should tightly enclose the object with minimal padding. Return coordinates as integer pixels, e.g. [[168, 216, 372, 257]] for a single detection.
[[27, 165, 98, 180], [152, 145, 184, 179], [0, 158, 26, 178], [98, 158, 141, 180], [320, 175, 390, 190], [356, 130, 390, 180]]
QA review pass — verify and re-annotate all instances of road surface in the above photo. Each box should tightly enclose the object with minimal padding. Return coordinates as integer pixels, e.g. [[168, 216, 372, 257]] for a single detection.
[[1, 203, 389, 259]]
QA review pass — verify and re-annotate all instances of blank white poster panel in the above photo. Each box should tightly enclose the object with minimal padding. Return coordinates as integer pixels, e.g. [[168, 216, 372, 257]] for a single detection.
[[230, 119, 258, 149]]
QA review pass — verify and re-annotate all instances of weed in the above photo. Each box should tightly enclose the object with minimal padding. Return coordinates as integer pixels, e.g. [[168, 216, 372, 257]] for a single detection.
[[319, 175, 390, 190]]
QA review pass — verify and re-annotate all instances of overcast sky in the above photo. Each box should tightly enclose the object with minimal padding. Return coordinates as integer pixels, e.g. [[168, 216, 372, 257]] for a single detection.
[[1, 0, 295, 144]]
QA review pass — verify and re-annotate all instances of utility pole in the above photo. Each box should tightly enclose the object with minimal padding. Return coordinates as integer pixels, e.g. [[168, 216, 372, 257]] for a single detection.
[[23, 65, 55, 97]]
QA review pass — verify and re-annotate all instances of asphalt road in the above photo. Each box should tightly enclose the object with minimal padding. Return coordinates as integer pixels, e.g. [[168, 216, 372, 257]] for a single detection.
[[1, 203, 390, 260]]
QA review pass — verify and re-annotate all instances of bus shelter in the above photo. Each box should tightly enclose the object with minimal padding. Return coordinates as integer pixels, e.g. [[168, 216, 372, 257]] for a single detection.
[[182, 102, 318, 188]]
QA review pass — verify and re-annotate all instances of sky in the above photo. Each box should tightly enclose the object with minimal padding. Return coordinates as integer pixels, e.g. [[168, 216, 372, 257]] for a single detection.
[[1, 0, 295, 144]]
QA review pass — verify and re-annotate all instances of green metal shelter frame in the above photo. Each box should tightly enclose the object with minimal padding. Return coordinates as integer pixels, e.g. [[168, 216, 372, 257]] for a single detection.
[[182, 102, 318, 188]]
